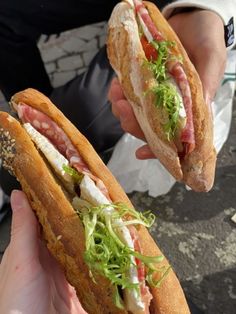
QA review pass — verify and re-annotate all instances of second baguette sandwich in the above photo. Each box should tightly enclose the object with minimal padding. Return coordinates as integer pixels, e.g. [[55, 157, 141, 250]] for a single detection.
[[107, 0, 216, 192]]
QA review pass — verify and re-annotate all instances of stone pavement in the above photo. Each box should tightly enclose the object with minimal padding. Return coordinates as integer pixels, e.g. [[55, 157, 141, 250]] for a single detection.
[[0, 23, 236, 314]]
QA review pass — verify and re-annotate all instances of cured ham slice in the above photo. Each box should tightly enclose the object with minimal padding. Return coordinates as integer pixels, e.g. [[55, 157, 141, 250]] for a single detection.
[[17, 103, 110, 199], [129, 225, 153, 313], [133, 0, 195, 154], [134, 0, 163, 41]]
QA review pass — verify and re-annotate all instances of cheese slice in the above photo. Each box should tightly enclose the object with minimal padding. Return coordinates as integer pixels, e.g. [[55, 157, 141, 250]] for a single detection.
[[24, 121, 145, 313], [23, 123, 74, 193]]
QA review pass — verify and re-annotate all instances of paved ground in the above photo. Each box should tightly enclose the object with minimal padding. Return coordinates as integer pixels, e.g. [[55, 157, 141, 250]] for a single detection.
[[130, 98, 236, 313], [0, 23, 236, 314]]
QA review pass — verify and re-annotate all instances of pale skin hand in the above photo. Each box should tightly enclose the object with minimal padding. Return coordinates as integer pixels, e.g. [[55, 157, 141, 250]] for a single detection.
[[0, 190, 86, 314], [108, 9, 227, 159]]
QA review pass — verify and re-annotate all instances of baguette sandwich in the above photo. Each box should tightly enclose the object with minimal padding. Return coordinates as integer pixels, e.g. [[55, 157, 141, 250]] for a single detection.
[[0, 88, 189, 313], [107, 0, 216, 192]]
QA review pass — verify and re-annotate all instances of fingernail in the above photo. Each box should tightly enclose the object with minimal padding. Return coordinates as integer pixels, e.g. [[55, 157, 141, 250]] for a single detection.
[[205, 93, 213, 117], [108, 78, 119, 100], [11, 190, 26, 211], [205, 93, 211, 106], [136, 146, 155, 160], [112, 77, 119, 86], [120, 111, 128, 122]]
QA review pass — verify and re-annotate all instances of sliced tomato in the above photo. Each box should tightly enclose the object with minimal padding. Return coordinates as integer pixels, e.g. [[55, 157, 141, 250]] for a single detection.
[[140, 36, 158, 61]]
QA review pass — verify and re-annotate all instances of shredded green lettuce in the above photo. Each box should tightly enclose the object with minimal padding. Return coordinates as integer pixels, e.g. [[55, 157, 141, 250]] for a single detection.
[[65, 165, 170, 308], [145, 40, 182, 140], [62, 164, 84, 184], [148, 40, 174, 81], [73, 201, 170, 308], [151, 83, 182, 140]]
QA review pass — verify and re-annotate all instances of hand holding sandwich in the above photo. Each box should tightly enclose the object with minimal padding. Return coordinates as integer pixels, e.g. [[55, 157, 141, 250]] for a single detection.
[[0, 190, 86, 314], [108, 7, 226, 160], [0, 87, 190, 313]]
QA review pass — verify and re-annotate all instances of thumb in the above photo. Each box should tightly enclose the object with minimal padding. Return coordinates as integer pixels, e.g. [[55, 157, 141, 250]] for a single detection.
[[194, 49, 226, 109], [10, 190, 39, 258]]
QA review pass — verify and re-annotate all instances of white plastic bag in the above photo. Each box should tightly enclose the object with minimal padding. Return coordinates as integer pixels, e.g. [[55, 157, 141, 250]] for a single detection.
[[108, 51, 236, 197]]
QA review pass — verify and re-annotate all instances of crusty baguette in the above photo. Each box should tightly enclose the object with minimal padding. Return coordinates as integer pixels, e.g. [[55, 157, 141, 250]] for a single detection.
[[107, 1, 216, 192], [0, 112, 124, 314], [0, 88, 190, 313]]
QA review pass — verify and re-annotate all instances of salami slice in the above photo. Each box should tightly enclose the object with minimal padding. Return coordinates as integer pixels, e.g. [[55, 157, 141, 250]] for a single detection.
[[168, 62, 195, 151], [129, 225, 153, 312], [134, 0, 163, 41], [18, 103, 111, 199], [133, 0, 195, 154]]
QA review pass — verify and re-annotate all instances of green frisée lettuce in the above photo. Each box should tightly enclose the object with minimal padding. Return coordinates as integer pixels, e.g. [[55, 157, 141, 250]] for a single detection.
[[64, 164, 170, 309], [151, 83, 182, 140], [62, 164, 84, 184], [72, 199, 170, 308], [145, 40, 183, 140], [148, 40, 174, 82]]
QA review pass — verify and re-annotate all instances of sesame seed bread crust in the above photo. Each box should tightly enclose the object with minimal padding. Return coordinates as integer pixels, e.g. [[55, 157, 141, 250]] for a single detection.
[[1, 87, 189, 313], [0, 111, 125, 314], [107, 1, 216, 192]]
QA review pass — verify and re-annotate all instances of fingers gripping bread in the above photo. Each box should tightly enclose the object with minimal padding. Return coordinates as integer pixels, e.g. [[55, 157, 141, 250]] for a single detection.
[[0, 112, 124, 313], [107, 1, 216, 192]]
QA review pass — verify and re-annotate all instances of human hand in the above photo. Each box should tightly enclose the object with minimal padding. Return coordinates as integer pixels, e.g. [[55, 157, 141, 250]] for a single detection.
[[108, 9, 227, 159], [0, 190, 86, 314], [168, 9, 227, 107], [108, 78, 154, 159]]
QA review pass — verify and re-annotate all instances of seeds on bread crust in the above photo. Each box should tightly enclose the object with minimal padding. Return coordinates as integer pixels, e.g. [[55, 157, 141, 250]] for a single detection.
[[0, 128, 16, 176]]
